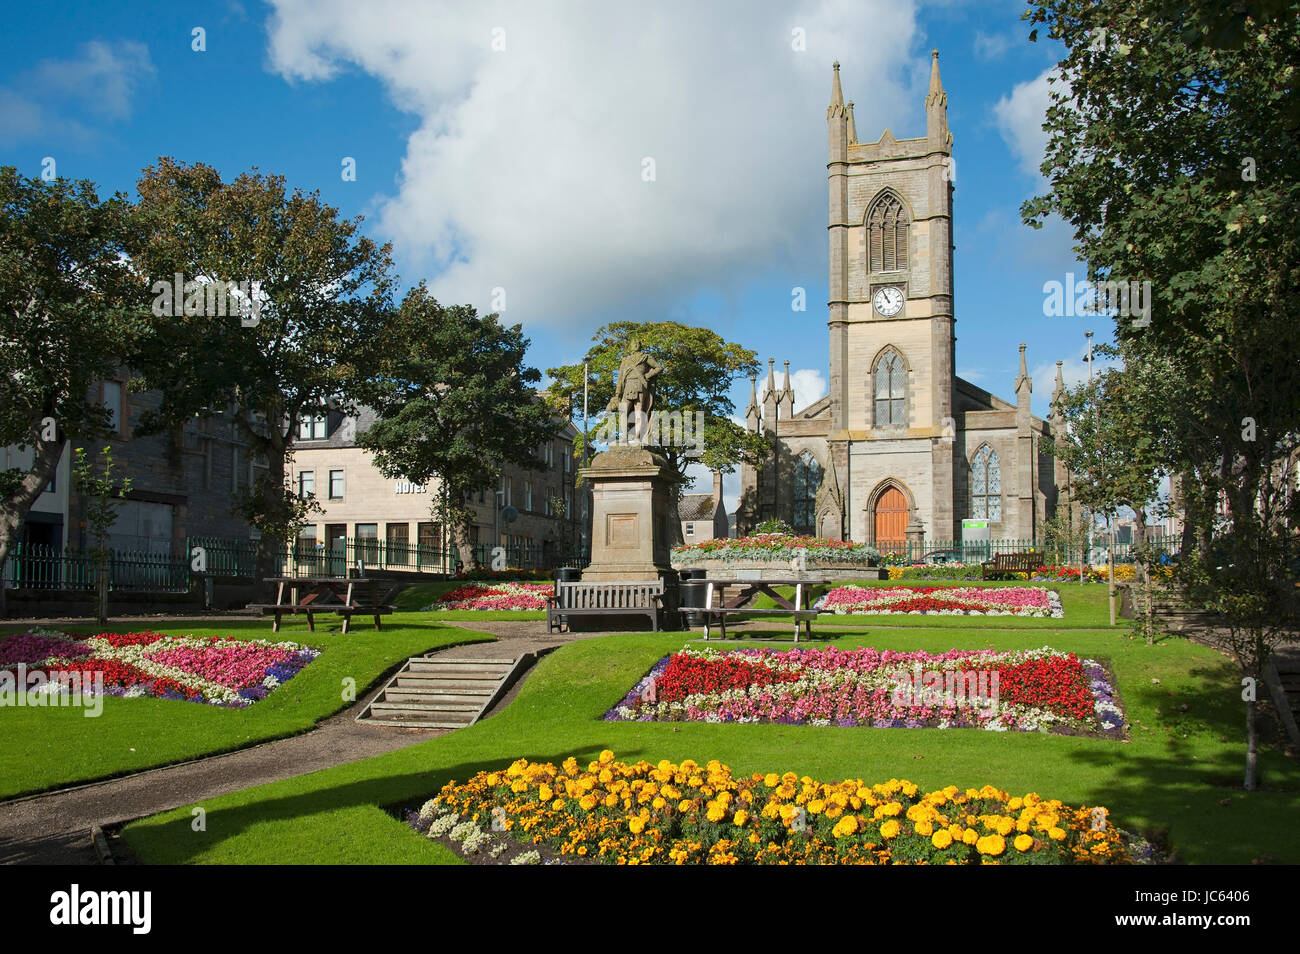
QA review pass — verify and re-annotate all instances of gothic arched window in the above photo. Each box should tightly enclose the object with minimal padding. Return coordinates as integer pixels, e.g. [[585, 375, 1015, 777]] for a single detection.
[[793, 452, 821, 534], [971, 445, 1002, 521], [867, 192, 909, 273], [874, 352, 906, 428]]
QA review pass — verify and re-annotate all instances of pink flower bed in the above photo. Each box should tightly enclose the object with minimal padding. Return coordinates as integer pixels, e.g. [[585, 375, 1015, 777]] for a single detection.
[[819, 585, 1063, 618], [426, 582, 553, 611], [0, 627, 318, 707]]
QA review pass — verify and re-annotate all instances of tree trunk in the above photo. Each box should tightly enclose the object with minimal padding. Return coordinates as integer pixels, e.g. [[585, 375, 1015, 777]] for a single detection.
[[0, 437, 67, 618]]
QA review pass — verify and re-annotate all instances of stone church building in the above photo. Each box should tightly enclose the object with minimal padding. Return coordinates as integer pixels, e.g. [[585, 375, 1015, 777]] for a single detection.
[[737, 54, 1067, 550]]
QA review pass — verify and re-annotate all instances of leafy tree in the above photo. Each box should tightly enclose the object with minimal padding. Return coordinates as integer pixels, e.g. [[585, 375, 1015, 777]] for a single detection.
[[354, 285, 561, 570], [127, 158, 398, 582], [1024, 0, 1300, 788], [72, 446, 131, 626], [546, 321, 769, 493], [0, 167, 137, 615], [1046, 366, 1163, 636]]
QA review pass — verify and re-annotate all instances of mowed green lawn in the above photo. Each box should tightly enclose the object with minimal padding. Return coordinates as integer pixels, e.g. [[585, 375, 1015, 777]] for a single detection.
[[120, 584, 1300, 865], [0, 616, 492, 799]]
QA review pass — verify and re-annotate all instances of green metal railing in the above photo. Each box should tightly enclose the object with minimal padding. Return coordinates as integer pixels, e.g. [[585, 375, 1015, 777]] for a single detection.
[[3, 543, 191, 593], [875, 535, 1179, 566]]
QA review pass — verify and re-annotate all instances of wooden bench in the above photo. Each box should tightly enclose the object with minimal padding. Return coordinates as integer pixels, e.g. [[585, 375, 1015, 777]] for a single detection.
[[253, 577, 393, 633], [693, 578, 828, 642], [980, 552, 1041, 580], [546, 580, 665, 633]]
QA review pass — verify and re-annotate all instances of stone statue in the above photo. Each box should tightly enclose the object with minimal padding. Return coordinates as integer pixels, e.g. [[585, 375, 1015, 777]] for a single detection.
[[606, 339, 662, 444]]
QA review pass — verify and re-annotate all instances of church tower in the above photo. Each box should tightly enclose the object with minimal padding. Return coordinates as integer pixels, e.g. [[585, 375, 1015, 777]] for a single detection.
[[826, 53, 958, 544]]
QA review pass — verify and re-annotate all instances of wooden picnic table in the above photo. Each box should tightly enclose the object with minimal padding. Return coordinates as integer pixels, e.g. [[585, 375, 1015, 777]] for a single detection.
[[251, 576, 393, 634], [683, 577, 830, 642]]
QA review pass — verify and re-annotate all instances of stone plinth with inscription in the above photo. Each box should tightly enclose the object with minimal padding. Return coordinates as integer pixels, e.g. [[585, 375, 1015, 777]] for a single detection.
[[574, 444, 680, 628]]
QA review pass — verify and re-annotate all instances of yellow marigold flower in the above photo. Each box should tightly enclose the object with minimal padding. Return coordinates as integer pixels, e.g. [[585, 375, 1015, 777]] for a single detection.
[[915, 820, 934, 837], [579, 794, 598, 811], [551, 799, 565, 811], [824, 804, 844, 819], [931, 830, 953, 849], [962, 828, 979, 846], [628, 817, 645, 834], [679, 799, 695, 813], [807, 799, 826, 815], [976, 834, 1006, 856], [1048, 827, 1067, 841], [832, 816, 859, 838], [995, 817, 1015, 837], [733, 810, 749, 826], [604, 793, 619, 808], [879, 819, 901, 840], [1014, 834, 1034, 852], [652, 797, 667, 810], [598, 769, 613, 784], [706, 803, 727, 823], [538, 784, 553, 801]]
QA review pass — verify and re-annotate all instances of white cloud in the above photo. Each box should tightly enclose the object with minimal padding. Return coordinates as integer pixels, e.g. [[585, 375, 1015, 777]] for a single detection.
[[0, 41, 153, 146], [993, 67, 1056, 180], [973, 31, 1014, 61], [265, 0, 922, 330]]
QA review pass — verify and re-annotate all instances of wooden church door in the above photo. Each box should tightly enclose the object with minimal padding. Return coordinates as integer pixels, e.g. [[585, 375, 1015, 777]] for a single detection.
[[873, 488, 908, 550]]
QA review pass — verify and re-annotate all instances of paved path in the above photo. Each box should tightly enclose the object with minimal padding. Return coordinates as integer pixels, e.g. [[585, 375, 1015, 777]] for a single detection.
[[0, 615, 826, 865], [0, 622, 614, 865]]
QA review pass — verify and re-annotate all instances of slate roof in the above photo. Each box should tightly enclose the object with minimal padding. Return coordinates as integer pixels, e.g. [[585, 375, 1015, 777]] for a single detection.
[[679, 494, 721, 521]]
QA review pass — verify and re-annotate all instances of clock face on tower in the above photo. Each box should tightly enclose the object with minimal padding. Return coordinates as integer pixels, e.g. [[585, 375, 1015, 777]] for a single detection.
[[872, 286, 905, 317]]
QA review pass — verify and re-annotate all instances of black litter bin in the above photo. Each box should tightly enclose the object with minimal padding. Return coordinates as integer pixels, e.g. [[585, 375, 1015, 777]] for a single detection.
[[678, 569, 708, 628]]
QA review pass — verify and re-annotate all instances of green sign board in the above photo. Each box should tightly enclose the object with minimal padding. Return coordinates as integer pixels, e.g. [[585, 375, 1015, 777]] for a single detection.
[[962, 520, 989, 529]]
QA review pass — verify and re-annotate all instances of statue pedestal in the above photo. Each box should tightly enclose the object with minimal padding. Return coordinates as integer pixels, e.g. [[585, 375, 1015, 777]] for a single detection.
[[575, 445, 679, 629]]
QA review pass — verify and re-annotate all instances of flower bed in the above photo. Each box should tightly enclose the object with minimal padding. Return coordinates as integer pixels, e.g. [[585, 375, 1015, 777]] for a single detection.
[[672, 533, 879, 567], [605, 646, 1124, 734], [423, 582, 554, 611], [408, 751, 1139, 864], [819, 584, 1064, 617], [0, 627, 318, 707]]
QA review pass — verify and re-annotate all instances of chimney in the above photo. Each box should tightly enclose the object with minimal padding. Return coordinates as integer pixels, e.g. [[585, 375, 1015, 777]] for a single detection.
[[712, 469, 723, 503]]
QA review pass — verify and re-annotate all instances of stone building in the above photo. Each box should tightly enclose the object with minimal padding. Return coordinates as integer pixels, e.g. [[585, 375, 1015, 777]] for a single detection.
[[679, 470, 729, 543], [289, 405, 585, 569], [737, 55, 1065, 549]]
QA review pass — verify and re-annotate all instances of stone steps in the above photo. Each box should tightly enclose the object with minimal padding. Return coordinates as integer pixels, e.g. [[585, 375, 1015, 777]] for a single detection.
[[357, 653, 527, 729]]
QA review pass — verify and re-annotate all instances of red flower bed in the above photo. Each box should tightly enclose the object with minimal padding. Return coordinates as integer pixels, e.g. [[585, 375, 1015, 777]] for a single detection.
[[657, 653, 802, 702], [881, 595, 992, 613], [45, 658, 149, 690], [97, 631, 170, 648], [997, 654, 1095, 721]]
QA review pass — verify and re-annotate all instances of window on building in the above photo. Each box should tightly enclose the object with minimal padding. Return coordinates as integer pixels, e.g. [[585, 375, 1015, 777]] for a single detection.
[[296, 525, 319, 558], [232, 447, 242, 492], [686, 522, 695, 537], [298, 470, 315, 498], [299, 416, 327, 440], [874, 352, 906, 427], [793, 452, 822, 534], [329, 469, 344, 499], [564, 444, 571, 473], [525, 481, 533, 512], [478, 489, 485, 504], [417, 521, 440, 568], [867, 192, 909, 273], [355, 523, 379, 563], [102, 381, 123, 435], [971, 445, 1002, 521], [387, 523, 409, 565]]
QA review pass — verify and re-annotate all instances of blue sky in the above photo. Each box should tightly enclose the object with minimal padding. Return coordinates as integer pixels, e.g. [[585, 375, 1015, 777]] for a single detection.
[[1, 0, 1117, 503]]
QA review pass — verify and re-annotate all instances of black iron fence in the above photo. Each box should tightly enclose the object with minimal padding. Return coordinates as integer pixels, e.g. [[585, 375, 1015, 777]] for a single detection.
[[875, 535, 1179, 566]]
